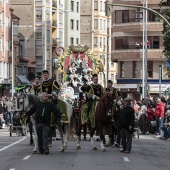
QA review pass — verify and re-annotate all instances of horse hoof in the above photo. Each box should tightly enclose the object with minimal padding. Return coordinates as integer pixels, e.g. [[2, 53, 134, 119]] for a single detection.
[[101, 148, 106, 152], [63, 146, 67, 150], [77, 146, 81, 150], [93, 147, 97, 151], [60, 149, 64, 152]]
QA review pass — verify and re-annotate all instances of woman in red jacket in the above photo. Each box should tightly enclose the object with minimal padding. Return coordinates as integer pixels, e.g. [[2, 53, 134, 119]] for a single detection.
[[154, 98, 165, 135]]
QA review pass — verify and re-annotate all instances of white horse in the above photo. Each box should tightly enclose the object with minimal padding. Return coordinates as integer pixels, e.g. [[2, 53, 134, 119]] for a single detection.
[[16, 93, 73, 153]]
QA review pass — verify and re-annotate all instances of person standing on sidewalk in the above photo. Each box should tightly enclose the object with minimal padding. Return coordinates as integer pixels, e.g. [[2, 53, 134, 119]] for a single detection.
[[26, 92, 65, 155], [5, 98, 13, 125], [155, 97, 165, 137], [120, 98, 135, 153]]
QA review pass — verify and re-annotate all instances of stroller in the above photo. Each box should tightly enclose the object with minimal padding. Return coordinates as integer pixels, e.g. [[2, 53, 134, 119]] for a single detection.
[[9, 111, 27, 137]]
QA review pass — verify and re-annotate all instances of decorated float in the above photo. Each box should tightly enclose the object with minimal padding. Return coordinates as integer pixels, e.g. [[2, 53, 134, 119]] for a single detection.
[[56, 44, 104, 101]]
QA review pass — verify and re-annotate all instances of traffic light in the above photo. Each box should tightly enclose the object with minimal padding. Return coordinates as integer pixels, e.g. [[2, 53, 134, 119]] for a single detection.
[[105, 0, 111, 16]]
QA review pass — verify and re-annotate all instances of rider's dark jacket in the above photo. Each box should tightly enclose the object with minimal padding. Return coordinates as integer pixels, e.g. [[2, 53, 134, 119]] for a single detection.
[[40, 78, 60, 94], [105, 87, 120, 100], [26, 100, 61, 126]]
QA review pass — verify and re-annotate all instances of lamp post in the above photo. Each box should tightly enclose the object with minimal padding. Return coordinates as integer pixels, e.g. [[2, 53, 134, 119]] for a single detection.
[[11, 23, 32, 96]]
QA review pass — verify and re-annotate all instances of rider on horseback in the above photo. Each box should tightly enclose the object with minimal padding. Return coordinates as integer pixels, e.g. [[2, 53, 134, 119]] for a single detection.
[[29, 76, 41, 95], [86, 74, 104, 122]]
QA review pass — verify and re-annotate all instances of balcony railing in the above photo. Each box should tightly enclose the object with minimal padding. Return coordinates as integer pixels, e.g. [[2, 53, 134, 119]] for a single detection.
[[115, 17, 160, 24], [115, 44, 160, 50]]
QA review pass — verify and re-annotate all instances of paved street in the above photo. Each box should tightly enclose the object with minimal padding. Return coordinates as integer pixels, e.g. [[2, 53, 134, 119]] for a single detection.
[[0, 127, 170, 170]]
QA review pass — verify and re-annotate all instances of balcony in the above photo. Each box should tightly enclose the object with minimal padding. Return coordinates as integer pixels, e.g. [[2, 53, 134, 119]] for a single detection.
[[111, 49, 164, 61], [52, 20, 57, 27], [112, 0, 161, 5]]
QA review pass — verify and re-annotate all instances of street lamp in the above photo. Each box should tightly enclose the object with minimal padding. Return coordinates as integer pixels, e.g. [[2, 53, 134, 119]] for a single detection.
[[11, 23, 32, 96]]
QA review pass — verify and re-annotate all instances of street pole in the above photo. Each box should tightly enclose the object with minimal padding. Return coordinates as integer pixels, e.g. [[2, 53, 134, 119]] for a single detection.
[[159, 65, 162, 97], [144, 0, 148, 98], [11, 22, 14, 97], [142, 2, 145, 99], [44, 7, 47, 70]]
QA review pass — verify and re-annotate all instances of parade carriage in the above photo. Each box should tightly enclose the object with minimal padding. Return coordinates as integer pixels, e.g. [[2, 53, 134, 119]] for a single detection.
[[9, 85, 29, 137]]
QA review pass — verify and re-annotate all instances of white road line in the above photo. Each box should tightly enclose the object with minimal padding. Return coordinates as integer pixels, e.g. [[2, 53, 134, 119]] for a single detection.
[[0, 136, 27, 152], [23, 155, 31, 160], [123, 157, 130, 162], [9, 169, 15, 170]]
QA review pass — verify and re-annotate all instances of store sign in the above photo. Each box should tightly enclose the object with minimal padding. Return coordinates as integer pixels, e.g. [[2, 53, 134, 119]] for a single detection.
[[114, 84, 137, 89], [149, 84, 170, 92]]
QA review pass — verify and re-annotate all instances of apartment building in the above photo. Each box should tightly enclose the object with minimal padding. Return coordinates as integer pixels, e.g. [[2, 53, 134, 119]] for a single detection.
[[0, 0, 12, 96], [80, 0, 118, 87], [111, 0, 169, 99], [10, 0, 65, 82], [64, 0, 80, 48]]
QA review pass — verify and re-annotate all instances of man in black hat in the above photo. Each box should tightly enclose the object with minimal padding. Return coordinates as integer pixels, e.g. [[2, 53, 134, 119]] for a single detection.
[[29, 76, 41, 95], [105, 80, 120, 100], [86, 74, 104, 118], [119, 98, 135, 153], [40, 70, 60, 94]]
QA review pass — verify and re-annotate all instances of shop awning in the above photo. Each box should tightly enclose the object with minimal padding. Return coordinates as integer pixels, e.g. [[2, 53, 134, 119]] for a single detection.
[[16, 75, 30, 84], [14, 85, 26, 91]]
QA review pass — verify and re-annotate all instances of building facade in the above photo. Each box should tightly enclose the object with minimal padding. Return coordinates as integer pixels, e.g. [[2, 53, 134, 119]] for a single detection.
[[64, 0, 80, 48], [80, 0, 118, 87], [111, 0, 168, 99], [0, 0, 12, 96]]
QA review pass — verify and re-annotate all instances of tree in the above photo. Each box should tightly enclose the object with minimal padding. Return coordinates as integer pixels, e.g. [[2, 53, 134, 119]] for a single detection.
[[160, 0, 170, 58]]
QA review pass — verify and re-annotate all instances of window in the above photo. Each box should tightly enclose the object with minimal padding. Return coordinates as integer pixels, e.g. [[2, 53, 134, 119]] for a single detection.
[[111, 74, 114, 81], [70, 37, 74, 45], [36, 32, 42, 39], [94, 37, 98, 46], [94, 19, 98, 29], [36, 11, 42, 21], [94, 1, 98, 10], [103, 37, 106, 46], [115, 10, 129, 23], [76, 20, 79, 30], [100, 37, 102, 48], [111, 62, 114, 68], [103, 20, 106, 30], [76, 38, 79, 44], [70, 19, 74, 29], [100, 19, 102, 30], [120, 61, 124, 78], [148, 61, 153, 78], [133, 61, 137, 78], [71, 1, 74, 12], [76, 2, 79, 12], [100, 1, 102, 11]]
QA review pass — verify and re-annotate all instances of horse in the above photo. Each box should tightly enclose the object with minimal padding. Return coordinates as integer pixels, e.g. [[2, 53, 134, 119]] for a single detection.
[[73, 98, 87, 140], [76, 92, 119, 151], [16, 93, 73, 152]]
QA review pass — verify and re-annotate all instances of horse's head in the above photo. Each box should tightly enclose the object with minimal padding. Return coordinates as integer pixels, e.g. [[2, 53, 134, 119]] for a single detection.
[[16, 93, 39, 112]]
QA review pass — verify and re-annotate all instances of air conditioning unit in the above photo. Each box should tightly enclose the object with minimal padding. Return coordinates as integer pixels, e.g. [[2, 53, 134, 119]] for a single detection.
[[136, 13, 143, 19]]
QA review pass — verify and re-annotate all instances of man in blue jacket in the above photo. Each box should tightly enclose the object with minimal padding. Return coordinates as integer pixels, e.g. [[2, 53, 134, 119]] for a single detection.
[[26, 92, 65, 155]]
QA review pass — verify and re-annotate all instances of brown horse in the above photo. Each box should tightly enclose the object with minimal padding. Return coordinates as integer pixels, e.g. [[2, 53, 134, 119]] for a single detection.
[[73, 98, 87, 140], [76, 92, 118, 151]]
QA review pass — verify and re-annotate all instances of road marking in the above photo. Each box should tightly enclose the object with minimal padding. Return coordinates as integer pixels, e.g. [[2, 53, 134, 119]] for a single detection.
[[23, 155, 31, 160], [123, 157, 130, 162], [9, 169, 15, 170], [0, 136, 27, 152]]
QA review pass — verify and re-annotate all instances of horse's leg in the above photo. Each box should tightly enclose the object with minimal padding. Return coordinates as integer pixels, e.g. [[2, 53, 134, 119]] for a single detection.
[[99, 126, 106, 152], [90, 127, 97, 150], [32, 123, 39, 153], [63, 124, 68, 149], [57, 124, 64, 152], [83, 124, 87, 140], [76, 122, 82, 149], [29, 122, 34, 145]]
